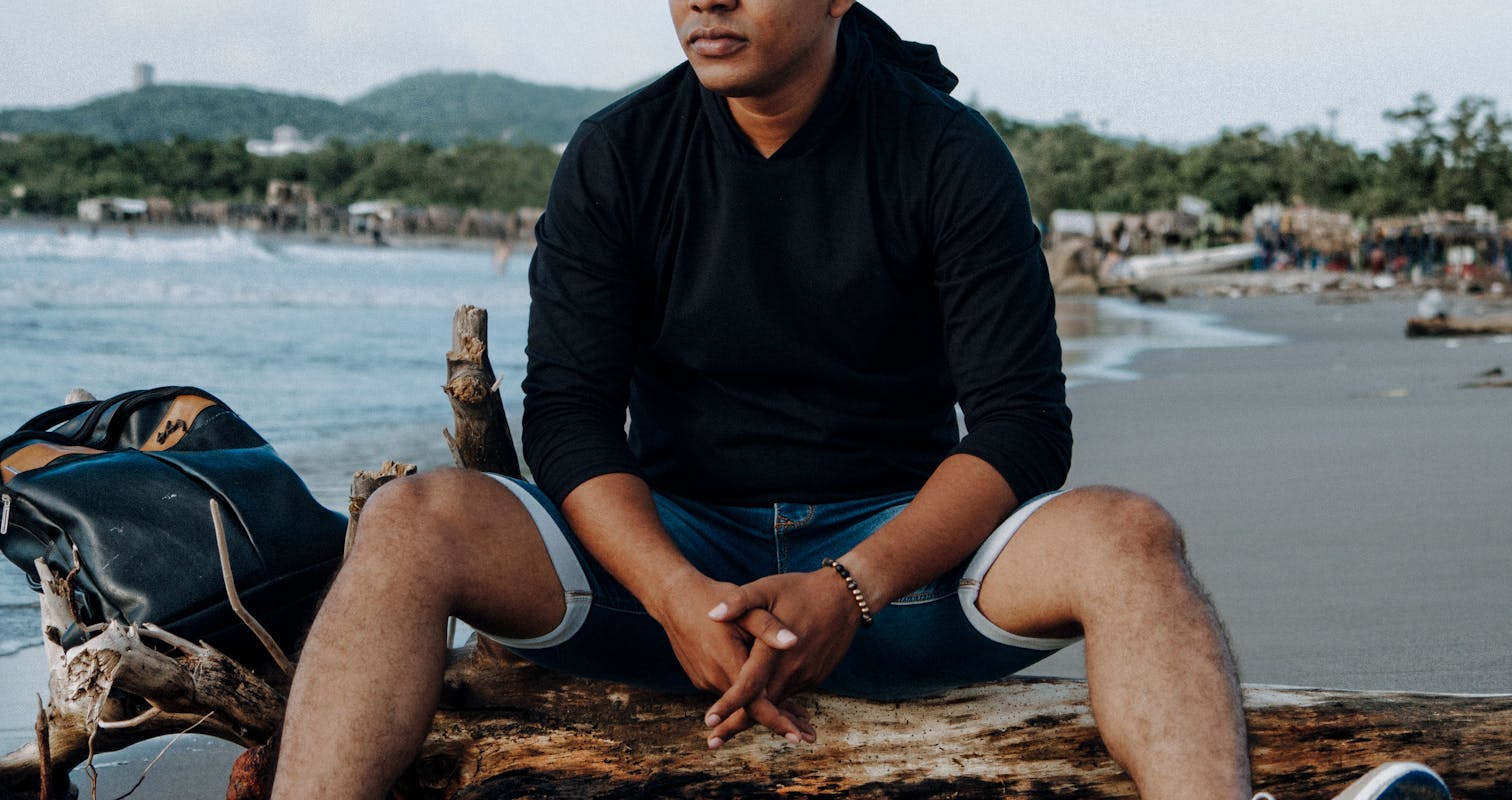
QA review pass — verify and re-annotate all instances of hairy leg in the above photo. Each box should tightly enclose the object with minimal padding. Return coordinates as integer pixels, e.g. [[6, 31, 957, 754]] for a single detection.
[[977, 486, 1249, 800], [272, 469, 566, 800]]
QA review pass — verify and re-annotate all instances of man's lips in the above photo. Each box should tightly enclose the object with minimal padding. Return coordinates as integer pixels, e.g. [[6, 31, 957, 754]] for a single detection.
[[688, 26, 747, 57]]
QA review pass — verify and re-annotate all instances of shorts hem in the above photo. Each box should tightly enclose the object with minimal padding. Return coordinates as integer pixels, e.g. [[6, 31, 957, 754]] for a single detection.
[[482, 475, 593, 651], [957, 489, 1083, 652]]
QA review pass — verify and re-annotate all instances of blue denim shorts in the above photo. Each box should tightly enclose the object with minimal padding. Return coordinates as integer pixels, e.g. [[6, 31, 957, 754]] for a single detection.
[[487, 477, 1078, 701]]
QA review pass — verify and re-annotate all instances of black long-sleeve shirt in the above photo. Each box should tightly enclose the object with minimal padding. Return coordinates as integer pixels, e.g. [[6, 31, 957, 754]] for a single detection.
[[521, 20, 1071, 508]]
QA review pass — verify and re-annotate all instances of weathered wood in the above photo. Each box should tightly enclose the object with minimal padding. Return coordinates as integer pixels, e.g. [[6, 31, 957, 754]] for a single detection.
[[0, 562, 287, 798], [1405, 314, 1512, 337], [345, 460, 419, 557], [395, 638, 1510, 799], [443, 305, 521, 477]]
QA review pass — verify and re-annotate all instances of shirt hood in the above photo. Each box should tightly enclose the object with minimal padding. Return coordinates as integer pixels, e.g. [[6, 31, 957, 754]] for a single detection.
[[843, 3, 959, 94]]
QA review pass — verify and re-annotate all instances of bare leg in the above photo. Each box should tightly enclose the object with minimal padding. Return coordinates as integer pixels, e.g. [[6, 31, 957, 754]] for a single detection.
[[977, 486, 1249, 800], [272, 469, 566, 800]]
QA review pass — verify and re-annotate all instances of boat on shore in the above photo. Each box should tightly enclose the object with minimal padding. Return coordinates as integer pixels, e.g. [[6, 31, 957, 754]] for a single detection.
[[1107, 242, 1263, 281]]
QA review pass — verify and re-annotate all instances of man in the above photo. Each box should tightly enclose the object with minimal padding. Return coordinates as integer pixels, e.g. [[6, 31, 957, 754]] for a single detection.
[[272, 4, 1442, 799]]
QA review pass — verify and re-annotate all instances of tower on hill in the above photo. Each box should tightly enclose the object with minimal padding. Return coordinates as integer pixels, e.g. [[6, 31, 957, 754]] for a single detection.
[[132, 63, 155, 91]]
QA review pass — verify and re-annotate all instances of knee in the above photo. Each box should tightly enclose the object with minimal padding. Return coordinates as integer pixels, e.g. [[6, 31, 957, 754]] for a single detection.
[[1055, 485, 1186, 569], [354, 468, 521, 561]]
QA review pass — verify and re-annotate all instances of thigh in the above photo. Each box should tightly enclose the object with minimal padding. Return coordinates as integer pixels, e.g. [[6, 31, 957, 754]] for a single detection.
[[818, 490, 1080, 700]]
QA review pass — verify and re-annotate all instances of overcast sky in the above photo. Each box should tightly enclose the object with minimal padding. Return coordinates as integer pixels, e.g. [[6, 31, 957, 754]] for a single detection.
[[3, 1, 1510, 153]]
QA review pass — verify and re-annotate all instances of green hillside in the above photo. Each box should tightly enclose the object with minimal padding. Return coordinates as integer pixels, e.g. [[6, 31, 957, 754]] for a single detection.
[[0, 85, 389, 142], [348, 72, 623, 144], [0, 72, 632, 146]]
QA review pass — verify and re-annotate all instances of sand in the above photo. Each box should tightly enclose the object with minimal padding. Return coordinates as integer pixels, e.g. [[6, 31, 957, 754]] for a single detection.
[[4, 289, 1508, 797], [1026, 290, 1512, 692]]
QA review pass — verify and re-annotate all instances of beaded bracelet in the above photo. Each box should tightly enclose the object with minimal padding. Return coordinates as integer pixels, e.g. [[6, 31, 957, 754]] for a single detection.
[[821, 558, 874, 627]]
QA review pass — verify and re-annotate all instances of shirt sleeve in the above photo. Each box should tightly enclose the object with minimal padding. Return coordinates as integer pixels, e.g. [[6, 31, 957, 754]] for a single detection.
[[928, 108, 1073, 501], [520, 122, 647, 505]]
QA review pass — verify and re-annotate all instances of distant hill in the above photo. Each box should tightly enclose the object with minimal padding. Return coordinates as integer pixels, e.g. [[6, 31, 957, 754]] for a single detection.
[[0, 72, 636, 145], [349, 72, 624, 145]]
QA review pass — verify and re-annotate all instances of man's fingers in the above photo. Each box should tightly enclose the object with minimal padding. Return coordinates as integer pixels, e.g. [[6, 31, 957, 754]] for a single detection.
[[705, 644, 778, 727], [734, 608, 798, 650], [708, 582, 765, 622], [710, 697, 802, 747], [705, 707, 754, 749], [778, 698, 817, 742]]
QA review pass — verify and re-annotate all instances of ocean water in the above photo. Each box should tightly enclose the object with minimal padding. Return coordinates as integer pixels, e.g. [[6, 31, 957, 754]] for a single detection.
[[0, 223, 1277, 658]]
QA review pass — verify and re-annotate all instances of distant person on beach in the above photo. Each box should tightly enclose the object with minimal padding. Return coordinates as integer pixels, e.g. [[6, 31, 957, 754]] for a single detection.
[[273, 4, 1441, 800]]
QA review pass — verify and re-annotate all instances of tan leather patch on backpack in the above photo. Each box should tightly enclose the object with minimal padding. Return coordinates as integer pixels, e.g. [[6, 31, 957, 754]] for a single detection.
[[141, 394, 218, 452], [1, 443, 105, 484]]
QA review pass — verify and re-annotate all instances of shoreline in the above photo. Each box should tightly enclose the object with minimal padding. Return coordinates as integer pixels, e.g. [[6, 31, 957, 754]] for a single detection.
[[0, 214, 522, 253]]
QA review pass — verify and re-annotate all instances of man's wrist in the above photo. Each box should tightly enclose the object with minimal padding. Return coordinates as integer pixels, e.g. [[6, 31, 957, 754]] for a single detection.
[[639, 564, 713, 624], [819, 558, 875, 626]]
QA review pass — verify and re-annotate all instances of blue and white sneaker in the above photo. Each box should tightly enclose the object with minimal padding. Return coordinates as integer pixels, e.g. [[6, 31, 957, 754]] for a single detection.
[[1253, 761, 1451, 800], [1330, 762, 1450, 800]]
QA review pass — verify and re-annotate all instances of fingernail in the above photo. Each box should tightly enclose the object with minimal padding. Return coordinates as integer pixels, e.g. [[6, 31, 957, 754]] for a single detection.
[[708, 602, 728, 619], [704, 713, 720, 727], [786, 732, 801, 744], [775, 628, 798, 646], [707, 736, 723, 749]]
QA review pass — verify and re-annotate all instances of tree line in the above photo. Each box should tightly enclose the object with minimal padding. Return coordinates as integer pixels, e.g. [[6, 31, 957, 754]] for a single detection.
[[0, 135, 561, 218], [2, 93, 1508, 225], [992, 92, 1510, 222]]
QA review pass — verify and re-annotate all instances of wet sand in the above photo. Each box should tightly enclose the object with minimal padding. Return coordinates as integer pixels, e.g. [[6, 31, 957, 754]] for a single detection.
[[1026, 290, 1512, 692], [3, 290, 1507, 797]]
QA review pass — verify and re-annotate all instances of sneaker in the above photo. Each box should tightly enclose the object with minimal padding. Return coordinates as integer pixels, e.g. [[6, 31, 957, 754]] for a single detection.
[[1250, 762, 1451, 800], [1331, 762, 1450, 800]]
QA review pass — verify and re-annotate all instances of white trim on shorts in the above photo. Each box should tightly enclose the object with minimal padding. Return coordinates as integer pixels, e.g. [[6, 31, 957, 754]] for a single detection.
[[957, 489, 1084, 651], [484, 475, 593, 650]]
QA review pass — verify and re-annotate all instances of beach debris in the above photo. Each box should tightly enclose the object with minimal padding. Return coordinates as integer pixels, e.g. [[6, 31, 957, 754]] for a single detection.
[[1462, 366, 1512, 389], [344, 460, 416, 560], [1405, 314, 1512, 338], [0, 560, 286, 797], [1417, 288, 1448, 319], [442, 305, 522, 478]]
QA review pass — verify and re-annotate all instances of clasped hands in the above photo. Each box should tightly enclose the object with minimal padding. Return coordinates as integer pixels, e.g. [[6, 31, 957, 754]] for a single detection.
[[654, 569, 865, 749]]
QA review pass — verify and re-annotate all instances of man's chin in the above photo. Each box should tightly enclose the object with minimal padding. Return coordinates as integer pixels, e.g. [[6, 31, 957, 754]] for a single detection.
[[689, 65, 761, 98]]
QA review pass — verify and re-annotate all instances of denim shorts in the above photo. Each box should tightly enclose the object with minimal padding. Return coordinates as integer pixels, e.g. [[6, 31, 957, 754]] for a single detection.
[[487, 477, 1078, 701]]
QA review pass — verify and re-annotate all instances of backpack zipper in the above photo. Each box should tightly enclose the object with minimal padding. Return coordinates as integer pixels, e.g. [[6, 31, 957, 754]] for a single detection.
[[1, 494, 11, 536]]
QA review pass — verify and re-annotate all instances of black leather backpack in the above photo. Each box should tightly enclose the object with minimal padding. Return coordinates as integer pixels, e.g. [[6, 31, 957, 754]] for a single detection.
[[0, 386, 345, 667]]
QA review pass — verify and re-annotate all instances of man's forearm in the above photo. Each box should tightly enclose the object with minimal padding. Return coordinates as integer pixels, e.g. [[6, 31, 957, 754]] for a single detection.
[[559, 472, 705, 618], [838, 453, 1020, 608]]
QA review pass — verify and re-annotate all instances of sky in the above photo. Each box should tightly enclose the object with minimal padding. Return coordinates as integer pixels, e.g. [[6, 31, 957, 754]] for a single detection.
[[3, 1, 1511, 154]]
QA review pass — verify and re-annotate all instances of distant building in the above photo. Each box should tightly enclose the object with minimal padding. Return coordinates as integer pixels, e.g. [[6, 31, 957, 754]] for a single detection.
[[132, 63, 155, 91], [247, 125, 322, 157], [78, 197, 148, 223]]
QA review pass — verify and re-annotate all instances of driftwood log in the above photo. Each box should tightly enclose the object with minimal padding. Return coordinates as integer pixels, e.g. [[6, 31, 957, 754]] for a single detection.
[[443, 304, 521, 478], [1405, 313, 1512, 337], [394, 637, 1512, 799]]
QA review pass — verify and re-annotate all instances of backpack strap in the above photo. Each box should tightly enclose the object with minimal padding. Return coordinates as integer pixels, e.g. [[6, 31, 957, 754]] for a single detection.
[[15, 401, 99, 436]]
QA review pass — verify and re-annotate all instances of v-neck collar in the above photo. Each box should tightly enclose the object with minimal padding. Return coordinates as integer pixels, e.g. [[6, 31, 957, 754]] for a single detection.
[[696, 24, 865, 162]]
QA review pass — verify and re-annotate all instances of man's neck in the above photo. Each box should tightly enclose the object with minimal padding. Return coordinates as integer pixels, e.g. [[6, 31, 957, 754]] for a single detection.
[[724, 46, 839, 158]]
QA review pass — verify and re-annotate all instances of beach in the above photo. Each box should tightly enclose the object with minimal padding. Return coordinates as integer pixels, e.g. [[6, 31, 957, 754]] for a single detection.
[[1, 229, 1508, 795], [1025, 290, 1512, 693]]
